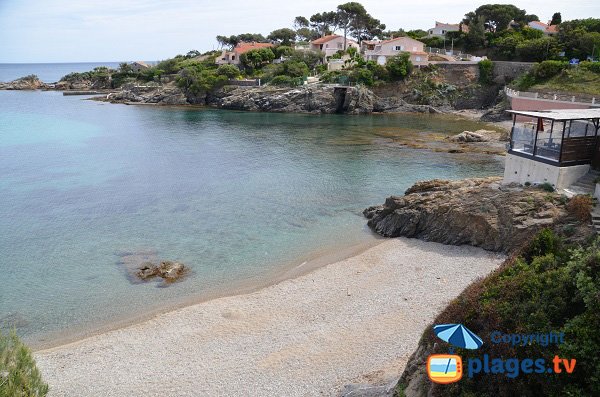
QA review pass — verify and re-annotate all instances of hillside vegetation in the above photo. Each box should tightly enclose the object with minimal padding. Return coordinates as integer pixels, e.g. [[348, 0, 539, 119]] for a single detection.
[[396, 222, 600, 397]]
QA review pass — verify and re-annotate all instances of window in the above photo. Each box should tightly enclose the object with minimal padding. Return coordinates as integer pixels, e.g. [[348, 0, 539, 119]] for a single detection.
[[231, 56, 235, 60], [394, 45, 403, 51], [442, 30, 446, 34], [416, 56, 421, 62]]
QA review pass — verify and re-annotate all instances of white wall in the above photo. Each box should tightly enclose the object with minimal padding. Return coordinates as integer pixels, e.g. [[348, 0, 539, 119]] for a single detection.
[[503, 153, 589, 189]]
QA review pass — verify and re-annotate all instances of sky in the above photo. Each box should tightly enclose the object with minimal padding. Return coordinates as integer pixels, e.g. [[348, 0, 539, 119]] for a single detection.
[[0, 0, 599, 63]]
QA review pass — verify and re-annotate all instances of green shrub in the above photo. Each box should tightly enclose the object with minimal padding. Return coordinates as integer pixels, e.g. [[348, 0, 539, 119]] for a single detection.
[[269, 75, 300, 86], [532, 60, 570, 80], [216, 64, 241, 79], [539, 182, 555, 192], [350, 68, 374, 86], [579, 61, 600, 74], [478, 59, 494, 84], [386, 52, 413, 80], [0, 330, 48, 397]]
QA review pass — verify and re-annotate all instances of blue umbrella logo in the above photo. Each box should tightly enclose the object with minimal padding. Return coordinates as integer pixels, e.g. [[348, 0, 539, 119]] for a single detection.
[[434, 324, 483, 350]]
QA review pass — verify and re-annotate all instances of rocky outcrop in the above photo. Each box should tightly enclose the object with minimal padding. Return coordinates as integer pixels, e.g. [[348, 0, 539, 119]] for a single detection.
[[364, 178, 568, 253], [118, 250, 189, 286], [0, 75, 48, 90], [105, 84, 188, 105]]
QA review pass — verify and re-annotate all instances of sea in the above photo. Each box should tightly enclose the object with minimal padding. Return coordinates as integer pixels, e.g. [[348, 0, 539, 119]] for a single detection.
[[0, 63, 505, 347]]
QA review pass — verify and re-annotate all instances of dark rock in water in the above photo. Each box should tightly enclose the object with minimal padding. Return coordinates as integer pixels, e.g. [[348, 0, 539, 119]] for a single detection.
[[118, 250, 188, 286], [158, 261, 186, 282], [364, 177, 569, 253], [136, 262, 160, 280]]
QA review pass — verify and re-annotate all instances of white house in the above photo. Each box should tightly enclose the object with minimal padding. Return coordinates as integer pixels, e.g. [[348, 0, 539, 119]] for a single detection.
[[309, 34, 360, 59], [427, 22, 466, 38], [362, 37, 428, 66]]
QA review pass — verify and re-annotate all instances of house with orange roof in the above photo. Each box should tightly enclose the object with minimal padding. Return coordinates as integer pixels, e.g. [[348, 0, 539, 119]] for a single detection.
[[216, 42, 274, 66], [361, 36, 428, 66], [309, 34, 360, 59], [528, 21, 559, 36]]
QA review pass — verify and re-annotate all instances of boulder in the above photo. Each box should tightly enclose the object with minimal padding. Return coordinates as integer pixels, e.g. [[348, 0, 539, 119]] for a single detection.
[[364, 177, 568, 253], [448, 130, 490, 142], [118, 250, 188, 285], [0, 75, 47, 90]]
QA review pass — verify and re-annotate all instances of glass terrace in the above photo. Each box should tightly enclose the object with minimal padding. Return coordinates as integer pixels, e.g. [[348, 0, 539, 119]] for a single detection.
[[508, 109, 600, 166]]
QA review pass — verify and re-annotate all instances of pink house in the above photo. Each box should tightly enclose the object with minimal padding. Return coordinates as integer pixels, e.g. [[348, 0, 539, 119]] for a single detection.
[[310, 34, 360, 59], [361, 37, 428, 66]]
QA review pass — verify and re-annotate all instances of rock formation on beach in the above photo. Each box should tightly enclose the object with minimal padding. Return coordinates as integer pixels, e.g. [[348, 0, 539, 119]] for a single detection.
[[364, 178, 569, 253]]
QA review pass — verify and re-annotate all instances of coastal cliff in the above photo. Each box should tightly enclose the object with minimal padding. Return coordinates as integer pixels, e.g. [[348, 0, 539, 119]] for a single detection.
[[364, 178, 570, 253], [102, 83, 440, 114]]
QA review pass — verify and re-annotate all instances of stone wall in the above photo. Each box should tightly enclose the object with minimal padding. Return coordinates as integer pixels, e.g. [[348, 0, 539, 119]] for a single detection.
[[493, 61, 535, 83]]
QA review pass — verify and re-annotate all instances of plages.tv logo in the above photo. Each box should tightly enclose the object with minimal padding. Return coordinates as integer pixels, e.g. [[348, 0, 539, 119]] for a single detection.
[[427, 323, 483, 384]]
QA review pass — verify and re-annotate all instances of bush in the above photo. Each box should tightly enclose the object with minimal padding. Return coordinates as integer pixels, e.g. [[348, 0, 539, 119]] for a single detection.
[[539, 182, 555, 192], [269, 75, 300, 86], [478, 59, 494, 84], [216, 64, 240, 79], [567, 195, 593, 222], [532, 60, 570, 80], [0, 330, 49, 396], [386, 52, 413, 80], [350, 68, 374, 86], [580, 61, 600, 74]]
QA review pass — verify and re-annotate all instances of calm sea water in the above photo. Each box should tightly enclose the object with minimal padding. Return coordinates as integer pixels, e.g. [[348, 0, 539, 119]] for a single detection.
[[0, 88, 504, 346], [0, 62, 130, 82]]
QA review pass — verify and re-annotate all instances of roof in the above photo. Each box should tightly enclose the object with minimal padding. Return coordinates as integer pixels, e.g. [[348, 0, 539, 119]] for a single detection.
[[434, 21, 460, 30], [131, 61, 149, 67], [233, 42, 273, 54], [507, 109, 600, 121], [364, 36, 425, 46], [546, 24, 559, 33], [310, 34, 357, 45], [311, 34, 341, 44], [529, 21, 548, 28]]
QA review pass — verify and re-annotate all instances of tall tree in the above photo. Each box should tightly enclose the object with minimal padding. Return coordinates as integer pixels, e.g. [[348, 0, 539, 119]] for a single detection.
[[336, 2, 368, 49], [267, 28, 297, 46], [293, 16, 309, 29], [551, 12, 562, 25], [463, 4, 527, 33], [310, 11, 338, 37], [465, 15, 486, 50]]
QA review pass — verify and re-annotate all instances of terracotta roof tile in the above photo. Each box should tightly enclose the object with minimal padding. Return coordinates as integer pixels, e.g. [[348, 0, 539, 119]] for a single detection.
[[233, 42, 274, 54]]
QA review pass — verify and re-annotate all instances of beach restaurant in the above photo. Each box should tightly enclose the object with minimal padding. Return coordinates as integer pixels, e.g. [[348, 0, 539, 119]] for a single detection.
[[503, 108, 600, 189]]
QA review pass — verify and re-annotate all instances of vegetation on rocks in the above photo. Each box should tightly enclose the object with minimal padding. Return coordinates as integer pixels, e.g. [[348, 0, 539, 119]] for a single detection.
[[396, 226, 600, 397], [0, 330, 48, 397], [513, 60, 600, 94]]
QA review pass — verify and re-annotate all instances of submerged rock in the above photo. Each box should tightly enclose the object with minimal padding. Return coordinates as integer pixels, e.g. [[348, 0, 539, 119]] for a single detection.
[[364, 177, 568, 253], [448, 130, 490, 142], [118, 250, 188, 286]]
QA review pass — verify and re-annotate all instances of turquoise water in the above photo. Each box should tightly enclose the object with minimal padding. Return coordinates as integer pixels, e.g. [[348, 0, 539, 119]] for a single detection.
[[0, 90, 504, 346]]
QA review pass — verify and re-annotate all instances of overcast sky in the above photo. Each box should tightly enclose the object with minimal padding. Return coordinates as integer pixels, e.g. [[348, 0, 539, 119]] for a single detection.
[[0, 0, 598, 63]]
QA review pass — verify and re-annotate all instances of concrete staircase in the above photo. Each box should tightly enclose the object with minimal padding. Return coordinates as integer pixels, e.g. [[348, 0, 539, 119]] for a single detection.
[[592, 207, 600, 234], [566, 169, 600, 196]]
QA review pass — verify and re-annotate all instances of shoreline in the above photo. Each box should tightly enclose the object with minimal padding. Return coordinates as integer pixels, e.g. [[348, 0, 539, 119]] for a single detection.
[[29, 235, 385, 351], [35, 237, 505, 396]]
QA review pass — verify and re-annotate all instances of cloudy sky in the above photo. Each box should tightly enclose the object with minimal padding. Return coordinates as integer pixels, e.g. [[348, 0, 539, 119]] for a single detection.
[[0, 0, 598, 63]]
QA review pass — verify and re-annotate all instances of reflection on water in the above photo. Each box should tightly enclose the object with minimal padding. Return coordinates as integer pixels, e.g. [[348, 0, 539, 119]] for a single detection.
[[0, 91, 504, 346]]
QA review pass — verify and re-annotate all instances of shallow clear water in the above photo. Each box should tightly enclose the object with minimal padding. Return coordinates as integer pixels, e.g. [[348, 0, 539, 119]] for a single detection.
[[0, 90, 504, 346]]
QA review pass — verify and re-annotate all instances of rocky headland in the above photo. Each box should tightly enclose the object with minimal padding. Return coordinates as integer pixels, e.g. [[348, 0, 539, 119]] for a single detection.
[[364, 178, 573, 253]]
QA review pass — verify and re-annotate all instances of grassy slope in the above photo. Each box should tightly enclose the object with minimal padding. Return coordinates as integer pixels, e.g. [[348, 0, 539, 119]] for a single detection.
[[531, 68, 600, 96]]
